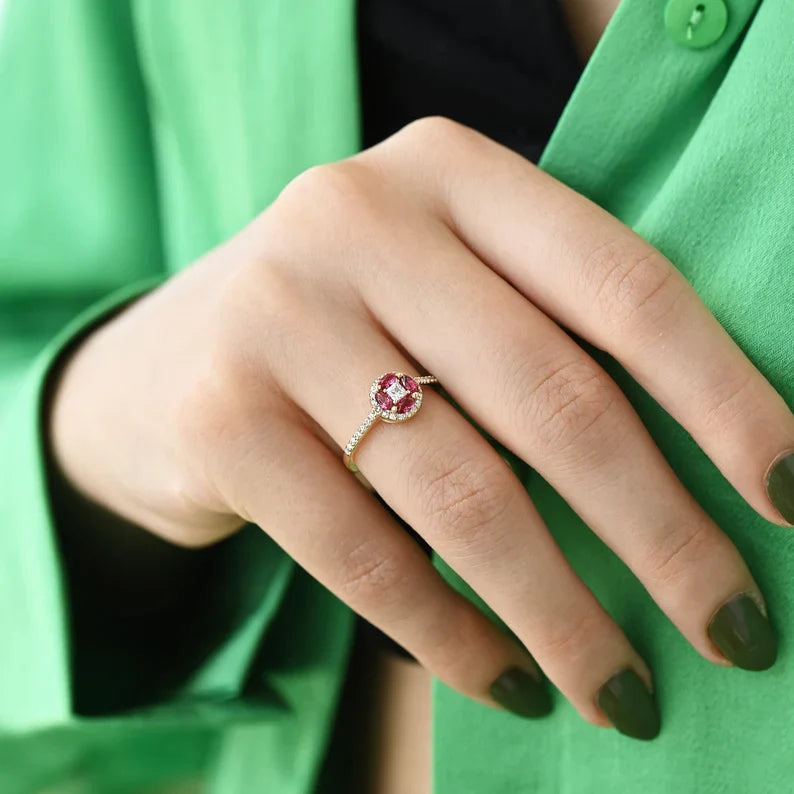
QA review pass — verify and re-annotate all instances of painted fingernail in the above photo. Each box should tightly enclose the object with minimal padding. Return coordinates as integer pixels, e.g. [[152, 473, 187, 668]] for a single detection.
[[708, 593, 777, 671], [597, 668, 660, 740], [490, 667, 552, 718], [767, 451, 794, 524]]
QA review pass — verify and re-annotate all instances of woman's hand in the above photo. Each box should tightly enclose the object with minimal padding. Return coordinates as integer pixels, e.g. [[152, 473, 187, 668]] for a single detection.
[[51, 117, 790, 739]]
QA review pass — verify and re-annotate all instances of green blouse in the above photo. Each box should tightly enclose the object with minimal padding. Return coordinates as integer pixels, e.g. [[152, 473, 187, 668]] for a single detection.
[[1, 0, 793, 792]]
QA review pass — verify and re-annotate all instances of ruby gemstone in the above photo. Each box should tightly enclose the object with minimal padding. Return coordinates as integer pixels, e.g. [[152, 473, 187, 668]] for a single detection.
[[378, 373, 398, 390], [396, 396, 416, 414], [375, 391, 393, 410], [401, 375, 418, 393]]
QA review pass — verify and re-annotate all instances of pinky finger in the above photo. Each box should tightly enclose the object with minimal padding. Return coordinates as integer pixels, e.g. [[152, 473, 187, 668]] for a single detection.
[[231, 422, 553, 720]]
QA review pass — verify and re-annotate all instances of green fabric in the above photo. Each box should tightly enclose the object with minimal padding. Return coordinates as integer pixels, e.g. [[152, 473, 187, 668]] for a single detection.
[[1, 0, 794, 792], [434, 0, 794, 791], [0, 1, 358, 792]]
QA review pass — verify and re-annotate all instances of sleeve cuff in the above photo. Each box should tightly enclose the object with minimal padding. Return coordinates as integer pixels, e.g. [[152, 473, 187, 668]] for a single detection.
[[0, 277, 166, 729], [0, 277, 299, 731]]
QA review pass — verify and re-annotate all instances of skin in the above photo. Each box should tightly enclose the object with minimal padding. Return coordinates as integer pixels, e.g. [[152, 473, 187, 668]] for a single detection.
[[49, 0, 789, 788], [559, 0, 622, 60]]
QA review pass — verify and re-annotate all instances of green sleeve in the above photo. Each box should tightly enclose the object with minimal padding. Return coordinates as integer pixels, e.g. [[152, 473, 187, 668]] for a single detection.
[[0, 0, 298, 738], [0, 280, 165, 730]]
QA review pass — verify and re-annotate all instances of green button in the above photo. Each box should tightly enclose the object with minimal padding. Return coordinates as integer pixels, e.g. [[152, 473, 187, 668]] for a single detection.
[[664, 0, 728, 48]]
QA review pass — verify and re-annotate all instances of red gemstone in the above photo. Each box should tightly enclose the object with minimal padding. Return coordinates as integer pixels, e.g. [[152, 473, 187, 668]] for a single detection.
[[378, 373, 398, 389], [396, 396, 416, 414], [375, 391, 393, 410], [401, 376, 418, 393]]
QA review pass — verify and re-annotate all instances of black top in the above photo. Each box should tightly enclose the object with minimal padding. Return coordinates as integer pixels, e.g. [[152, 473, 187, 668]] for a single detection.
[[353, 0, 584, 660], [358, 0, 584, 159]]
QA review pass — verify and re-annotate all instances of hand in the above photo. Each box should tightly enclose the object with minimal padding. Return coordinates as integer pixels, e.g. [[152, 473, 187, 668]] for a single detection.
[[51, 117, 790, 739]]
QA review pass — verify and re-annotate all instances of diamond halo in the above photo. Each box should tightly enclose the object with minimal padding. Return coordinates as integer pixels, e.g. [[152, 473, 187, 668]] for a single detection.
[[344, 371, 439, 476]]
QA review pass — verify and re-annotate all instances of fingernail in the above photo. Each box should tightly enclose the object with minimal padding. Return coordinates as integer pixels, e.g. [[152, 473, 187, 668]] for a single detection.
[[597, 668, 660, 740], [708, 593, 777, 671], [767, 451, 794, 524], [489, 667, 552, 718]]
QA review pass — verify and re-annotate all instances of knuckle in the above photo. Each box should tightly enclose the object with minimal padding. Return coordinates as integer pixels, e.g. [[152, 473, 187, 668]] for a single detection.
[[391, 116, 485, 167], [533, 609, 604, 665], [277, 160, 376, 219], [271, 161, 387, 273], [587, 240, 685, 337], [398, 114, 469, 146], [701, 369, 760, 435], [524, 357, 620, 452], [418, 453, 514, 546], [642, 520, 714, 587], [336, 540, 409, 609]]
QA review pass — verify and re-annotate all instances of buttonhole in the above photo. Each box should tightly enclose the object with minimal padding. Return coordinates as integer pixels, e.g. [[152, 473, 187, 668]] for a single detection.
[[687, 4, 706, 39]]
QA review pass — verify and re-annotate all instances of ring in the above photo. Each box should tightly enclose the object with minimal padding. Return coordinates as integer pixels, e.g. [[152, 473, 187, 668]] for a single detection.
[[343, 371, 439, 474]]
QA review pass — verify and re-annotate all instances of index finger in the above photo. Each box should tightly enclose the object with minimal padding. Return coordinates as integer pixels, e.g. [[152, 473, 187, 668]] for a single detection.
[[375, 116, 794, 527]]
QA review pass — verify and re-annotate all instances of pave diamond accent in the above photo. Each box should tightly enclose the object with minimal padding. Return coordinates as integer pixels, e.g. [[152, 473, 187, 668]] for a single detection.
[[344, 410, 378, 457]]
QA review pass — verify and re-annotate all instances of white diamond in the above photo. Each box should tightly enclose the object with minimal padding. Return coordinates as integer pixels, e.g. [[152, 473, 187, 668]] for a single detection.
[[385, 380, 409, 403]]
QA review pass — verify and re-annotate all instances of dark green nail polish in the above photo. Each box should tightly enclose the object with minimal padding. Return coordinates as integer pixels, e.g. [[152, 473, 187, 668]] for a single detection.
[[766, 452, 794, 524], [490, 667, 552, 718], [597, 669, 660, 740], [708, 593, 778, 671]]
